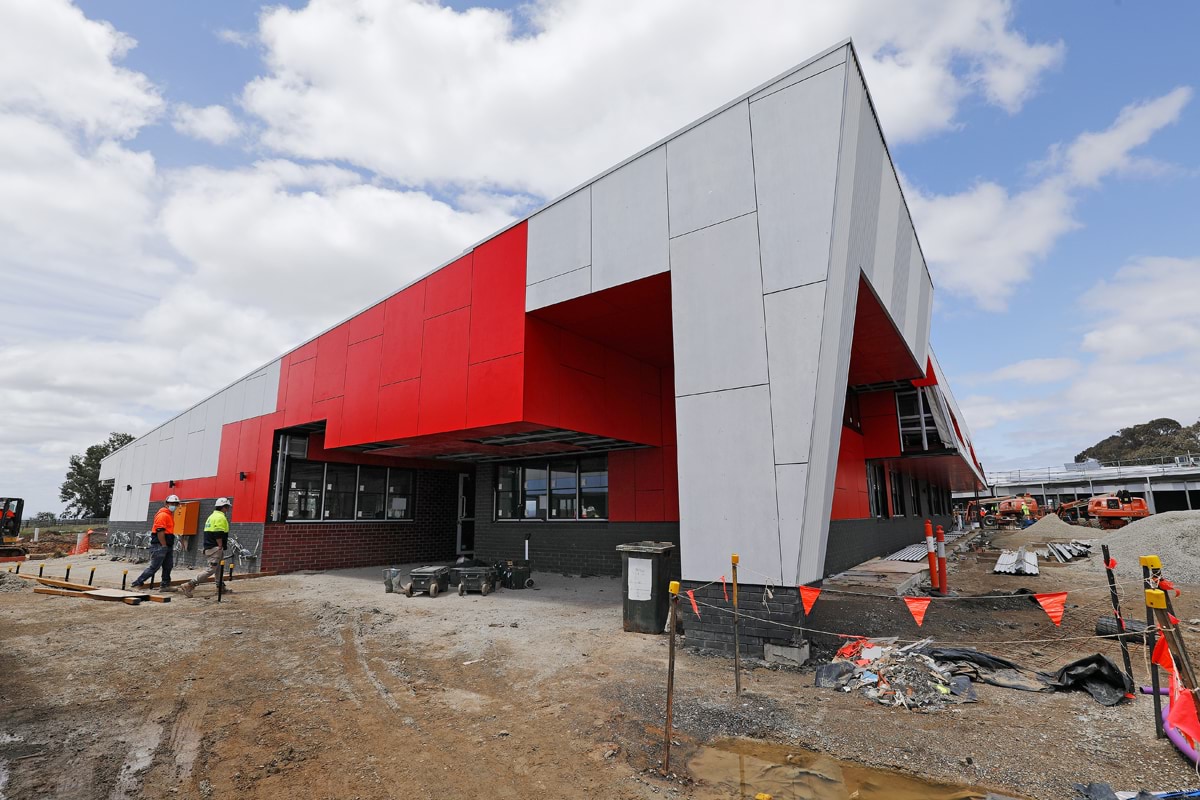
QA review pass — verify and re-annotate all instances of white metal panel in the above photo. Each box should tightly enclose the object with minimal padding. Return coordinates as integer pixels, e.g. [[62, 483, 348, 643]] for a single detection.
[[774, 463, 809, 586], [154, 422, 175, 482], [222, 378, 248, 425], [750, 64, 845, 293], [764, 283, 826, 465], [914, 270, 933, 366], [240, 373, 266, 420], [132, 482, 152, 525], [186, 403, 206, 434], [666, 101, 757, 238], [99, 447, 119, 481], [749, 45, 847, 102], [591, 146, 669, 291], [890, 218, 913, 330], [261, 358, 282, 414], [525, 266, 591, 311], [792, 55, 865, 584], [526, 187, 591, 285], [677, 385, 781, 582], [670, 213, 769, 396], [169, 422, 189, 480], [869, 157, 902, 302], [135, 441, 151, 485], [200, 391, 228, 476], [903, 233, 924, 353], [184, 430, 205, 479]]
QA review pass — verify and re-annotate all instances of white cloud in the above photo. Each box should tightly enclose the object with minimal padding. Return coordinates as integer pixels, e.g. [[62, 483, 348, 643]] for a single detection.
[[909, 88, 1191, 310], [241, 0, 1062, 196], [217, 28, 253, 48], [1080, 257, 1200, 360], [172, 103, 243, 144], [0, 0, 161, 138], [982, 358, 1081, 384]]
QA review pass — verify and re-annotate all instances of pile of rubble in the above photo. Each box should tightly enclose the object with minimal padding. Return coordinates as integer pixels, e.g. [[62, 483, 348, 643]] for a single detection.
[[814, 637, 976, 709]]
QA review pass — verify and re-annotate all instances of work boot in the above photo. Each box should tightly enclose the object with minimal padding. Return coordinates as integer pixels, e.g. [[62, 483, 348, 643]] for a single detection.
[[158, 585, 177, 593], [220, 585, 235, 594], [181, 582, 194, 598]]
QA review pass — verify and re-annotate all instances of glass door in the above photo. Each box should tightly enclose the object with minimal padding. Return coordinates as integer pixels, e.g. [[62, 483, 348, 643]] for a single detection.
[[457, 471, 475, 554]]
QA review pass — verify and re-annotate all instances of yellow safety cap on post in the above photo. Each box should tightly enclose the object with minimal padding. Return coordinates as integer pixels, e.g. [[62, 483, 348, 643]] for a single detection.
[[1145, 589, 1168, 609], [755, 794, 774, 800], [1139, 555, 1163, 569], [731, 553, 739, 565], [668, 580, 680, 596]]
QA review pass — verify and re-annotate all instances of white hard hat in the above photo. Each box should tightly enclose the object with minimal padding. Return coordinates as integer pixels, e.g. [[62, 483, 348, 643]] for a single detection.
[[215, 497, 231, 507], [166, 494, 181, 504]]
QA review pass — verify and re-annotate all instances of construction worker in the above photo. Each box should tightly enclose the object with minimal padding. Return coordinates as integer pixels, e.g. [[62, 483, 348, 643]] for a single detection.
[[182, 498, 232, 598], [131, 494, 180, 591], [1021, 500, 1032, 527]]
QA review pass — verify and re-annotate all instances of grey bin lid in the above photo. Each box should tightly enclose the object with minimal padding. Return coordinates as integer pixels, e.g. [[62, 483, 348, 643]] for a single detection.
[[615, 541, 675, 554]]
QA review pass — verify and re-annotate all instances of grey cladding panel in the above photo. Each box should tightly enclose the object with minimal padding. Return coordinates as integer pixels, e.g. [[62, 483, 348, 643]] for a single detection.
[[591, 146, 669, 291], [526, 266, 591, 311], [750, 65, 845, 293], [749, 46, 847, 102], [670, 213, 769, 396], [774, 463, 809, 586], [868, 157, 902, 301], [764, 283, 825, 465], [914, 272, 933, 366], [527, 188, 591, 285], [890, 217, 913, 331], [666, 102, 757, 238]]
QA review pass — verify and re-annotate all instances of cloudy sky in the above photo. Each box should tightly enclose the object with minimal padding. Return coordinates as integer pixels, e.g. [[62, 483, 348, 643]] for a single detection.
[[2, 0, 1197, 514]]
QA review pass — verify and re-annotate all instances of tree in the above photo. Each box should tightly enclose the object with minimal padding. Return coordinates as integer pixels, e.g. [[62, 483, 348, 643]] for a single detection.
[[32, 511, 58, 524], [59, 432, 136, 518], [1075, 418, 1200, 464]]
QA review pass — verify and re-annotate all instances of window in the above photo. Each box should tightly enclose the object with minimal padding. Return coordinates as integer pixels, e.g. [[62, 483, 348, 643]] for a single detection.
[[358, 466, 387, 520], [889, 471, 905, 517], [387, 470, 415, 520], [324, 464, 357, 520], [867, 463, 889, 518], [896, 389, 945, 453], [286, 461, 324, 520], [495, 455, 609, 521], [910, 476, 921, 518]]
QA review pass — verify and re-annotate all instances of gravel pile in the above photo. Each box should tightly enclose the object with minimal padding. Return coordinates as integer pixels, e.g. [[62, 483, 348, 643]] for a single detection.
[[1026, 513, 1078, 536], [1101, 511, 1200, 583], [0, 570, 28, 592]]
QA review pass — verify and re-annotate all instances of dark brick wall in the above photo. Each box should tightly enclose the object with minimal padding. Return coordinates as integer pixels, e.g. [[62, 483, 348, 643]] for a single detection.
[[472, 462, 681, 577], [823, 514, 952, 577], [260, 469, 458, 572], [680, 581, 804, 657]]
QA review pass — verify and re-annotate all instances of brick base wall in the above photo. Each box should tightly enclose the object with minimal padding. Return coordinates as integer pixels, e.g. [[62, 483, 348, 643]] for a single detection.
[[823, 514, 952, 577], [472, 462, 681, 577], [261, 469, 458, 572], [680, 581, 804, 657]]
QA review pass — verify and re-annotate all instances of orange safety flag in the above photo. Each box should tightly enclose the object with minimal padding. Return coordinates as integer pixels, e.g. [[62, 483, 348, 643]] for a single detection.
[[1105, 557, 1117, 570], [799, 585, 821, 616], [904, 596, 931, 627], [1152, 631, 1175, 673], [1034, 592, 1068, 626], [69, 530, 92, 556], [686, 590, 700, 619], [720, 575, 728, 602], [1159, 579, 1181, 597], [1167, 673, 1200, 747]]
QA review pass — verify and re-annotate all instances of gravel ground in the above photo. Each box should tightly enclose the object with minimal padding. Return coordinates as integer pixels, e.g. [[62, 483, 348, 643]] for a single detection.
[[1101, 511, 1200, 583]]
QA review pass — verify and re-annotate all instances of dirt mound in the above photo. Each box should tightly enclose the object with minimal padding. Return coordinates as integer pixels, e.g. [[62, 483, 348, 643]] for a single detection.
[[1025, 513, 1078, 536], [0, 570, 28, 593], [1102, 510, 1200, 583]]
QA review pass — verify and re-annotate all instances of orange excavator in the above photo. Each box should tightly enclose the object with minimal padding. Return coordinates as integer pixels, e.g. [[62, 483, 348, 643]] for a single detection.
[[1057, 490, 1149, 529], [0, 497, 25, 560]]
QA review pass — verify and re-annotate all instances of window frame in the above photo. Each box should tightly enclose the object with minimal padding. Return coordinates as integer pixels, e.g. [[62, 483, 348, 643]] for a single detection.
[[493, 455, 609, 522], [282, 458, 417, 523]]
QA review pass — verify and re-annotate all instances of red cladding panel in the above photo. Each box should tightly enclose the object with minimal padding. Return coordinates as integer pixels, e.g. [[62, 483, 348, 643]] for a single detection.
[[288, 339, 319, 364], [860, 390, 900, 459], [466, 354, 524, 428], [313, 324, 349, 402], [521, 317, 560, 427], [660, 369, 677, 447], [634, 448, 664, 492], [216, 421, 242, 487], [313, 396, 343, 448], [249, 411, 283, 520], [608, 450, 636, 521], [341, 336, 384, 445], [831, 426, 871, 521], [556, 366, 606, 434], [231, 416, 262, 512], [469, 223, 527, 364], [348, 302, 386, 344], [662, 445, 680, 521], [417, 307, 470, 434], [282, 357, 316, 427], [381, 282, 426, 385], [635, 490, 665, 522], [559, 329, 607, 378], [376, 379, 420, 441], [276, 358, 290, 410], [424, 253, 472, 319]]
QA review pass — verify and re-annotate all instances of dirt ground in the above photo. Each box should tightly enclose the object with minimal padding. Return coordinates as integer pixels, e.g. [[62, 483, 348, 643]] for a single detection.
[[1, 539, 1198, 800]]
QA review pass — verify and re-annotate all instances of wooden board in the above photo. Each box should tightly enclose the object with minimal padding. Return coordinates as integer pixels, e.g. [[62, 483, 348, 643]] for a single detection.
[[84, 588, 151, 601], [34, 576, 99, 592], [33, 586, 88, 598], [160, 571, 278, 587]]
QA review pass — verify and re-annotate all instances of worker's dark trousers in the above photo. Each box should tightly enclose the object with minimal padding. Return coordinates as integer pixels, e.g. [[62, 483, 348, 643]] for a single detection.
[[133, 542, 173, 587]]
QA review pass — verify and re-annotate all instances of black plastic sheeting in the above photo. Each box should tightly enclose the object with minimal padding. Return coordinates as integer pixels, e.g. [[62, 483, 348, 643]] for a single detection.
[[1040, 653, 1135, 707], [1074, 783, 1200, 799], [915, 647, 1133, 705]]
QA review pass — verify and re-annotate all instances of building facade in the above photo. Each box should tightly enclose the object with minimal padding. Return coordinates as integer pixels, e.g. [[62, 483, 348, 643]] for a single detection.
[[101, 41, 985, 650]]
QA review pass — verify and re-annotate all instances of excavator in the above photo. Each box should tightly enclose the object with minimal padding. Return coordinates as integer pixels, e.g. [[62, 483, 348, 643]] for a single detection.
[[0, 497, 26, 560], [1057, 490, 1150, 529]]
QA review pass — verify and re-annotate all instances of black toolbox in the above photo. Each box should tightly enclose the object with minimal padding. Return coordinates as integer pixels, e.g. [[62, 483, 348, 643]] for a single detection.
[[451, 564, 499, 595], [403, 565, 450, 597]]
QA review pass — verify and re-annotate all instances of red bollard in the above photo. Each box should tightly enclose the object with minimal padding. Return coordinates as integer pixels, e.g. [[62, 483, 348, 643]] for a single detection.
[[925, 519, 939, 592], [936, 524, 948, 596]]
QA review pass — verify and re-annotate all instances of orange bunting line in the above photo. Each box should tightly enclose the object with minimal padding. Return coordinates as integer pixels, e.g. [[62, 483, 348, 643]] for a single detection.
[[1105, 557, 1117, 570], [799, 585, 821, 616], [720, 575, 728, 602], [904, 596, 931, 627], [1034, 592, 1068, 626], [686, 590, 700, 619]]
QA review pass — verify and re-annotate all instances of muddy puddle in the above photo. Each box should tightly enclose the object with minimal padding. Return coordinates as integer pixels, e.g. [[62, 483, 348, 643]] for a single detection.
[[688, 739, 1019, 799]]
